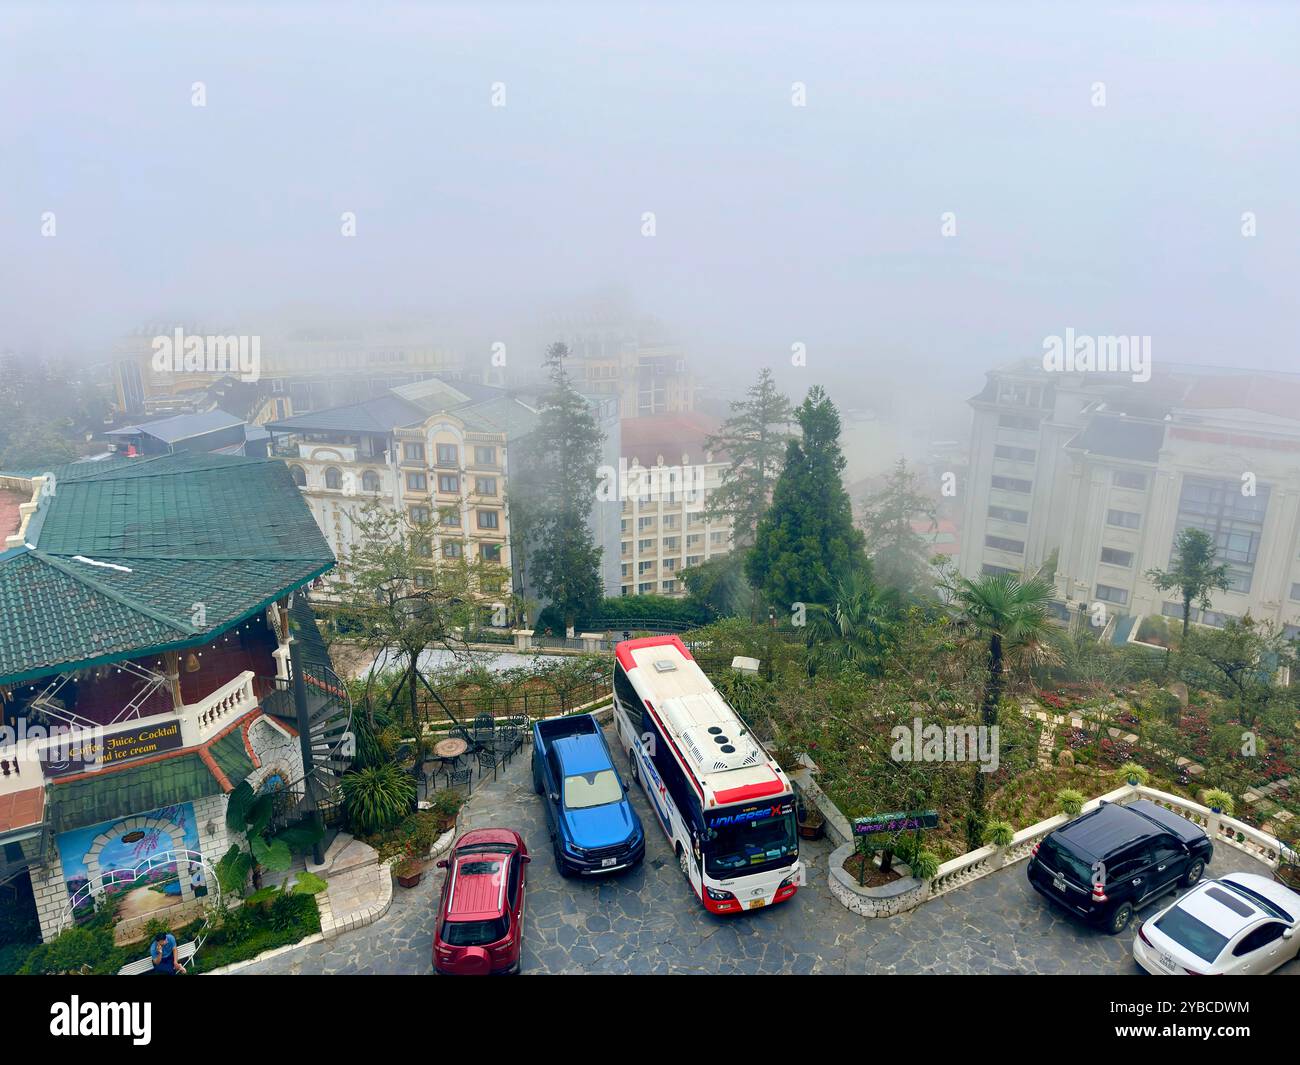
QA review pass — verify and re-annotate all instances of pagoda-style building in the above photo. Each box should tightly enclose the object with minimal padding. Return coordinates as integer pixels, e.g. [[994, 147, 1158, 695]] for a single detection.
[[0, 452, 342, 942]]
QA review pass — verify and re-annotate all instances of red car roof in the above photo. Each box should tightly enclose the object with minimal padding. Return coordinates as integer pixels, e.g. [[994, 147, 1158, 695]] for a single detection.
[[444, 829, 521, 920]]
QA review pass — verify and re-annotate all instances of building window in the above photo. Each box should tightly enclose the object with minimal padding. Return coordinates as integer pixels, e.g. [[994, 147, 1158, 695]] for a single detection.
[[638, 582, 654, 594], [709, 531, 725, 545], [686, 555, 703, 567], [662, 557, 677, 571], [403, 442, 425, 462], [638, 538, 653, 552], [440, 508, 461, 527], [981, 564, 1018, 577], [638, 516, 654, 531], [987, 505, 1028, 524], [621, 563, 631, 578], [620, 519, 630, 534], [1106, 509, 1141, 530], [362, 470, 381, 492], [476, 510, 500, 530], [289, 465, 306, 487], [1100, 547, 1134, 567], [996, 381, 1045, 408], [990, 474, 1032, 493], [997, 413, 1039, 430], [661, 580, 678, 593], [1113, 470, 1148, 491], [405, 472, 427, 491], [1289, 583, 1300, 602], [994, 445, 1037, 463], [474, 445, 496, 466], [438, 473, 459, 493], [475, 476, 497, 496], [985, 535, 1025, 554], [436, 443, 459, 466], [1174, 476, 1271, 594], [661, 514, 678, 530], [324, 467, 342, 490], [1095, 584, 1129, 605], [662, 536, 680, 551], [480, 543, 502, 562], [638, 561, 654, 574], [414, 537, 433, 557], [414, 571, 432, 588], [409, 505, 431, 524], [443, 540, 463, 559]]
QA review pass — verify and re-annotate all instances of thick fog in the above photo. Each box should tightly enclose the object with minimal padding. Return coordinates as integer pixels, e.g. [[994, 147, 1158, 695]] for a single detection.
[[2, 1, 1297, 418]]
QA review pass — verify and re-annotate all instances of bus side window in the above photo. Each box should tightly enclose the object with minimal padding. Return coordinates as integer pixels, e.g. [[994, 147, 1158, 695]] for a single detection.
[[614, 664, 643, 731]]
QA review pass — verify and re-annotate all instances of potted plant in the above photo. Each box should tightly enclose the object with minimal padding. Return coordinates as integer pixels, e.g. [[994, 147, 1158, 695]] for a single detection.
[[1275, 827, 1300, 890], [1056, 789, 1085, 818], [395, 844, 424, 889], [1202, 788, 1234, 817], [795, 789, 825, 841], [429, 789, 464, 834], [1117, 761, 1149, 788]]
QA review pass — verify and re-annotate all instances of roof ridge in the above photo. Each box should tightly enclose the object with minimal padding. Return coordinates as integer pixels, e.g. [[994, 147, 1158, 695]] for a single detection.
[[30, 550, 200, 638]]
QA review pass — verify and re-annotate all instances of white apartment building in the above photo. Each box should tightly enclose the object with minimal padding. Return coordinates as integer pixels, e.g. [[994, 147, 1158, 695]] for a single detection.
[[618, 415, 732, 598], [959, 362, 1300, 636]]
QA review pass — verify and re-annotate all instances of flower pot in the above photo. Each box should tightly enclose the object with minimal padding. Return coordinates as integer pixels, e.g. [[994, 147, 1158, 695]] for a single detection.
[[396, 870, 423, 889], [798, 819, 825, 841]]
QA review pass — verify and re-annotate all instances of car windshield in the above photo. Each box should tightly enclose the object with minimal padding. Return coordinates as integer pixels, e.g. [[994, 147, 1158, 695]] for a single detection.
[[1154, 906, 1230, 963], [704, 805, 798, 878], [563, 769, 623, 809], [442, 917, 508, 947]]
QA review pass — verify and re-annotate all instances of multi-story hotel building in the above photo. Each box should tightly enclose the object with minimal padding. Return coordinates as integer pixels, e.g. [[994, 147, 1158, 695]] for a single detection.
[[617, 414, 733, 598], [959, 361, 1300, 636], [267, 378, 539, 610]]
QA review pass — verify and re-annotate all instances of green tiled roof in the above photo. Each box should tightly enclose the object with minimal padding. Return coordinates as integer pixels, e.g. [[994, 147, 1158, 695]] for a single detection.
[[208, 727, 255, 784], [0, 452, 334, 685], [47, 753, 226, 833]]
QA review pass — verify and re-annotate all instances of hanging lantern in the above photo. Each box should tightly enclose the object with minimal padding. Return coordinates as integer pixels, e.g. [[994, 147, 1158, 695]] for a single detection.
[[184, 652, 201, 673]]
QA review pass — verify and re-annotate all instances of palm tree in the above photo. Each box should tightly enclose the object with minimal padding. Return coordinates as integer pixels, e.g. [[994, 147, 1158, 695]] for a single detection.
[[806, 567, 896, 675], [950, 572, 1055, 849]]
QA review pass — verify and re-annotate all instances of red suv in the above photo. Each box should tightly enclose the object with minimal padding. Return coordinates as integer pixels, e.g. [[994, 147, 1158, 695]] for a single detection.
[[433, 829, 529, 975]]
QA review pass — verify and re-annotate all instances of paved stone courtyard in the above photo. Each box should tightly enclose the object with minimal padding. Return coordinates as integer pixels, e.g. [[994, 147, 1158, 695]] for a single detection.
[[239, 725, 1298, 976]]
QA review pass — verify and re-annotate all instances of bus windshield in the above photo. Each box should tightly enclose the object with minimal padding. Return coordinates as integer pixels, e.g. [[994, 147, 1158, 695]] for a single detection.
[[704, 802, 797, 878]]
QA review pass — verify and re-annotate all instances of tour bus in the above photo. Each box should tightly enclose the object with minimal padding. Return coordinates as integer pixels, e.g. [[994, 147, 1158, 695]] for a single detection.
[[613, 634, 801, 913]]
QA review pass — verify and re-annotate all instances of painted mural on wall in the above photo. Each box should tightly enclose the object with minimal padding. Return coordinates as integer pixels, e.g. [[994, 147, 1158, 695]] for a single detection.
[[56, 802, 208, 923]]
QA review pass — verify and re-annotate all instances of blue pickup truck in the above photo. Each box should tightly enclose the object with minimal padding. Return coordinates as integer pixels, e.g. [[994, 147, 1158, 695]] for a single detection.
[[532, 714, 645, 878]]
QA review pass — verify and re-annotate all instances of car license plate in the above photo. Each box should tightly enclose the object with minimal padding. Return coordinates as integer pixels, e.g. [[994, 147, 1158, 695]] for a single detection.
[[1157, 952, 1177, 973], [601, 857, 617, 868], [748, 898, 765, 909], [1052, 875, 1066, 893]]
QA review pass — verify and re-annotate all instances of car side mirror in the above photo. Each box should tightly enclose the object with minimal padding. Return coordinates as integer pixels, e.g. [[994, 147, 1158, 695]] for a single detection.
[[1284, 927, 1295, 940], [549, 792, 560, 804], [435, 859, 447, 869]]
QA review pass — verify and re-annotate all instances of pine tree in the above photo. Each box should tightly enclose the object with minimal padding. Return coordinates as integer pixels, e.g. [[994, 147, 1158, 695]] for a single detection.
[[860, 458, 938, 598], [513, 342, 604, 637], [745, 385, 868, 610], [703, 368, 793, 545]]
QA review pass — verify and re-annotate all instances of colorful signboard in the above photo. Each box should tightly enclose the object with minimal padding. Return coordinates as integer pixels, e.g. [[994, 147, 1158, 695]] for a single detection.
[[852, 810, 939, 837]]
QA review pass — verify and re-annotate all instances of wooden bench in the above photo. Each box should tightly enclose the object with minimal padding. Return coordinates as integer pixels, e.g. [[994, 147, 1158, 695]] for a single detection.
[[117, 941, 197, 975]]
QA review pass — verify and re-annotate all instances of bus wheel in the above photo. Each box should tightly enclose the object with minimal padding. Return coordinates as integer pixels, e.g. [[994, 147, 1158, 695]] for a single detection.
[[627, 751, 638, 784], [677, 845, 690, 880]]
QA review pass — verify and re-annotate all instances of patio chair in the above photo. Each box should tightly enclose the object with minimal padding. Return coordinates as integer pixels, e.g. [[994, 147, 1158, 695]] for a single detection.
[[444, 764, 472, 794], [476, 746, 499, 783]]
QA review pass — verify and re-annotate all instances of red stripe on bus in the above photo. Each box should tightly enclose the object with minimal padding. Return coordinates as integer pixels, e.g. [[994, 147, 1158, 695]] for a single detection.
[[713, 779, 785, 805]]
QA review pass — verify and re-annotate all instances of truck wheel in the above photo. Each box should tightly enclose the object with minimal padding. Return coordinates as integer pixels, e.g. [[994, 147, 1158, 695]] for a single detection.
[[1108, 902, 1133, 935], [554, 844, 572, 879], [1183, 858, 1204, 886], [531, 754, 542, 795]]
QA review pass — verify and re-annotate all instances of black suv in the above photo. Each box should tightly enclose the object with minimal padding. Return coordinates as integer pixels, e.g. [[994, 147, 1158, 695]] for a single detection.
[[1027, 799, 1213, 934]]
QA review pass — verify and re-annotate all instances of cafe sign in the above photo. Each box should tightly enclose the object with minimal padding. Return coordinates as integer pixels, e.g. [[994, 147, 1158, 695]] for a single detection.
[[852, 810, 939, 837], [40, 719, 184, 777]]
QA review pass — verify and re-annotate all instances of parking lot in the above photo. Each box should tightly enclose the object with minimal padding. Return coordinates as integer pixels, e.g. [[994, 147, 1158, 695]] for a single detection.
[[240, 724, 1299, 976]]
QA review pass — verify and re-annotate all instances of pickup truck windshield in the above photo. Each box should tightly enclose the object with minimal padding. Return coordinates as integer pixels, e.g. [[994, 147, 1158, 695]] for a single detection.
[[563, 769, 624, 809]]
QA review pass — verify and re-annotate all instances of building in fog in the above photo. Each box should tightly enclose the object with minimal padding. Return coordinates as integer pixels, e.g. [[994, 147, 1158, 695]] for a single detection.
[[959, 361, 1300, 637], [618, 414, 732, 598]]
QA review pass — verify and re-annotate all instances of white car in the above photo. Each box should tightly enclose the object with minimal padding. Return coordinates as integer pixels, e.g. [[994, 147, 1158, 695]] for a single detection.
[[1133, 873, 1300, 975]]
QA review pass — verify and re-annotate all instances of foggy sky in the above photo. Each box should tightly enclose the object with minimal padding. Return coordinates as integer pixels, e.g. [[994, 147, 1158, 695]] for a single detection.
[[2, 1, 1297, 408]]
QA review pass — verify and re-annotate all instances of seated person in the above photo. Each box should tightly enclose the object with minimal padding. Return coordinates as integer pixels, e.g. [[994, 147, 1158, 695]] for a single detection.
[[150, 931, 185, 975]]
